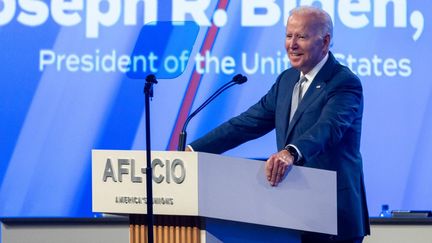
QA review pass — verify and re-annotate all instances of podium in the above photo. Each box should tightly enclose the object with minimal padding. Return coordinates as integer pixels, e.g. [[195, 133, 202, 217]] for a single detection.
[[92, 150, 337, 242]]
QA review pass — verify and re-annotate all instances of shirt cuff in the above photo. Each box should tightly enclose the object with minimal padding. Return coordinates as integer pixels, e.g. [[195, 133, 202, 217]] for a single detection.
[[285, 144, 303, 164]]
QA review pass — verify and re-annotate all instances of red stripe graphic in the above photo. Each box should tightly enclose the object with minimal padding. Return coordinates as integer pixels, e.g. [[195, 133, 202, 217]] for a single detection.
[[167, 0, 230, 150]]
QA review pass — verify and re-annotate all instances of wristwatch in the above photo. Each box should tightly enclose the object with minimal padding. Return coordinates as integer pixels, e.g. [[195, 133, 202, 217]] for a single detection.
[[285, 145, 299, 163]]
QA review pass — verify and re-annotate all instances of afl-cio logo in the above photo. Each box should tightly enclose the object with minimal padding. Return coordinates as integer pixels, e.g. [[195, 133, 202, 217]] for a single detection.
[[102, 158, 186, 184]]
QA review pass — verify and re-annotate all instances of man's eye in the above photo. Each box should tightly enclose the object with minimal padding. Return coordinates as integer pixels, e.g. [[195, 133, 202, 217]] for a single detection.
[[286, 34, 293, 39]]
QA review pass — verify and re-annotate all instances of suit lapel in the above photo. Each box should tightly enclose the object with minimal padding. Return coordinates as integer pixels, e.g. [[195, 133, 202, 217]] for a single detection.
[[285, 52, 338, 142]]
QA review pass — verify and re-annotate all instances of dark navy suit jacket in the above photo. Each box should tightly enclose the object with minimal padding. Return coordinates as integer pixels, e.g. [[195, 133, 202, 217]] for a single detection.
[[190, 52, 370, 239]]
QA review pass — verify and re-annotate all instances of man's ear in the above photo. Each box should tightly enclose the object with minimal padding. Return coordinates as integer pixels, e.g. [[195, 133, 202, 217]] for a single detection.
[[323, 34, 331, 50]]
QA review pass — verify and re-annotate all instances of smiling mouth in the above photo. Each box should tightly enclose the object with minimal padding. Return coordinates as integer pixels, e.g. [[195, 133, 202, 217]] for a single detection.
[[290, 53, 303, 57]]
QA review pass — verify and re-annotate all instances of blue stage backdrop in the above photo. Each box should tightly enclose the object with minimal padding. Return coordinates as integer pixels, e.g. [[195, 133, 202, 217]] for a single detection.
[[0, 0, 431, 217]]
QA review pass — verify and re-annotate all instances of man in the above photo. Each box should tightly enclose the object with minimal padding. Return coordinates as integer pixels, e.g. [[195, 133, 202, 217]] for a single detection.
[[188, 6, 370, 243]]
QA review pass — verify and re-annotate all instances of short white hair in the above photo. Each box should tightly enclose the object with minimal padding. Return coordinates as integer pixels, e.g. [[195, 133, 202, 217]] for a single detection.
[[290, 6, 333, 42]]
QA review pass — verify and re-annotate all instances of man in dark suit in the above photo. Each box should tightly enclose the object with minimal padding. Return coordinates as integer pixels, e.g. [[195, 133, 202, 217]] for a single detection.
[[188, 6, 370, 243]]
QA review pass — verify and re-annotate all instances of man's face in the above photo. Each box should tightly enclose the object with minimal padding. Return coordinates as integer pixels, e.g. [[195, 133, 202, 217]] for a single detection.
[[285, 13, 329, 74]]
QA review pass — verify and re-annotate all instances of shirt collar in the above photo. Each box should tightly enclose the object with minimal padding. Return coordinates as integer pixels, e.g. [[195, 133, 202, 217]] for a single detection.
[[301, 53, 329, 82]]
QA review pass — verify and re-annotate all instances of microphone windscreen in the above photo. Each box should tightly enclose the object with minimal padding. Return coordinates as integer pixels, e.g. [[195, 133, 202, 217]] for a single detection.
[[233, 74, 247, 84]]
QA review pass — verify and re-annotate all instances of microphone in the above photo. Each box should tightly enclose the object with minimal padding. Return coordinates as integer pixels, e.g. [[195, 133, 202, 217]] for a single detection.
[[177, 74, 248, 151]]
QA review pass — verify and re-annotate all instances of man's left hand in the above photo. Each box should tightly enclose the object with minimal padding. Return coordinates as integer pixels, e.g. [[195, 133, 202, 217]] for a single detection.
[[265, 150, 294, 186]]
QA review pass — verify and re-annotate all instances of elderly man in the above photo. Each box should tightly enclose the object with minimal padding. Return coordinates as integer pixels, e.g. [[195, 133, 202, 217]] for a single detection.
[[189, 6, 370, 243]]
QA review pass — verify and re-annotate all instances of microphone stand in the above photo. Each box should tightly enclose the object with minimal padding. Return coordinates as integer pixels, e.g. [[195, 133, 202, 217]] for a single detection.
[[178, 74, 247, 151], [144, 74, 157, 243]]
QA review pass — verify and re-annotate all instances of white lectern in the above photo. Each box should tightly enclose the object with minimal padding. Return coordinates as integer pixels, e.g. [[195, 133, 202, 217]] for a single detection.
[[92, 150, 337, 243]]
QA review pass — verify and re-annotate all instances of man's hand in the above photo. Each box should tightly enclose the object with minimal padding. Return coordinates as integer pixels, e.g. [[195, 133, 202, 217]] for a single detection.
[[185, 146, 192, 152], [265, 150, 294, 186]]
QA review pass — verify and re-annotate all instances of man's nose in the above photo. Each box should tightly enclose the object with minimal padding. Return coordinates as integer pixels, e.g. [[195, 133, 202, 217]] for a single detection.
[[289, 39, 298, 49]]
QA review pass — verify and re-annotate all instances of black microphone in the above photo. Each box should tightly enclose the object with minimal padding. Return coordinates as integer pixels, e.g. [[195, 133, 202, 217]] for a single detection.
[[177, 74, 248, 151]]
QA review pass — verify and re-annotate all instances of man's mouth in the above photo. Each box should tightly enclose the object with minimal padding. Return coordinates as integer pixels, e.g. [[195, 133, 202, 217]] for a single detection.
[[290, 53, 303, 57]]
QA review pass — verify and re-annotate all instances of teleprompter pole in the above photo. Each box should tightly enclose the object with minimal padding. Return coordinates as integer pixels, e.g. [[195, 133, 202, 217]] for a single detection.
[[143, 74, 157, 243]]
